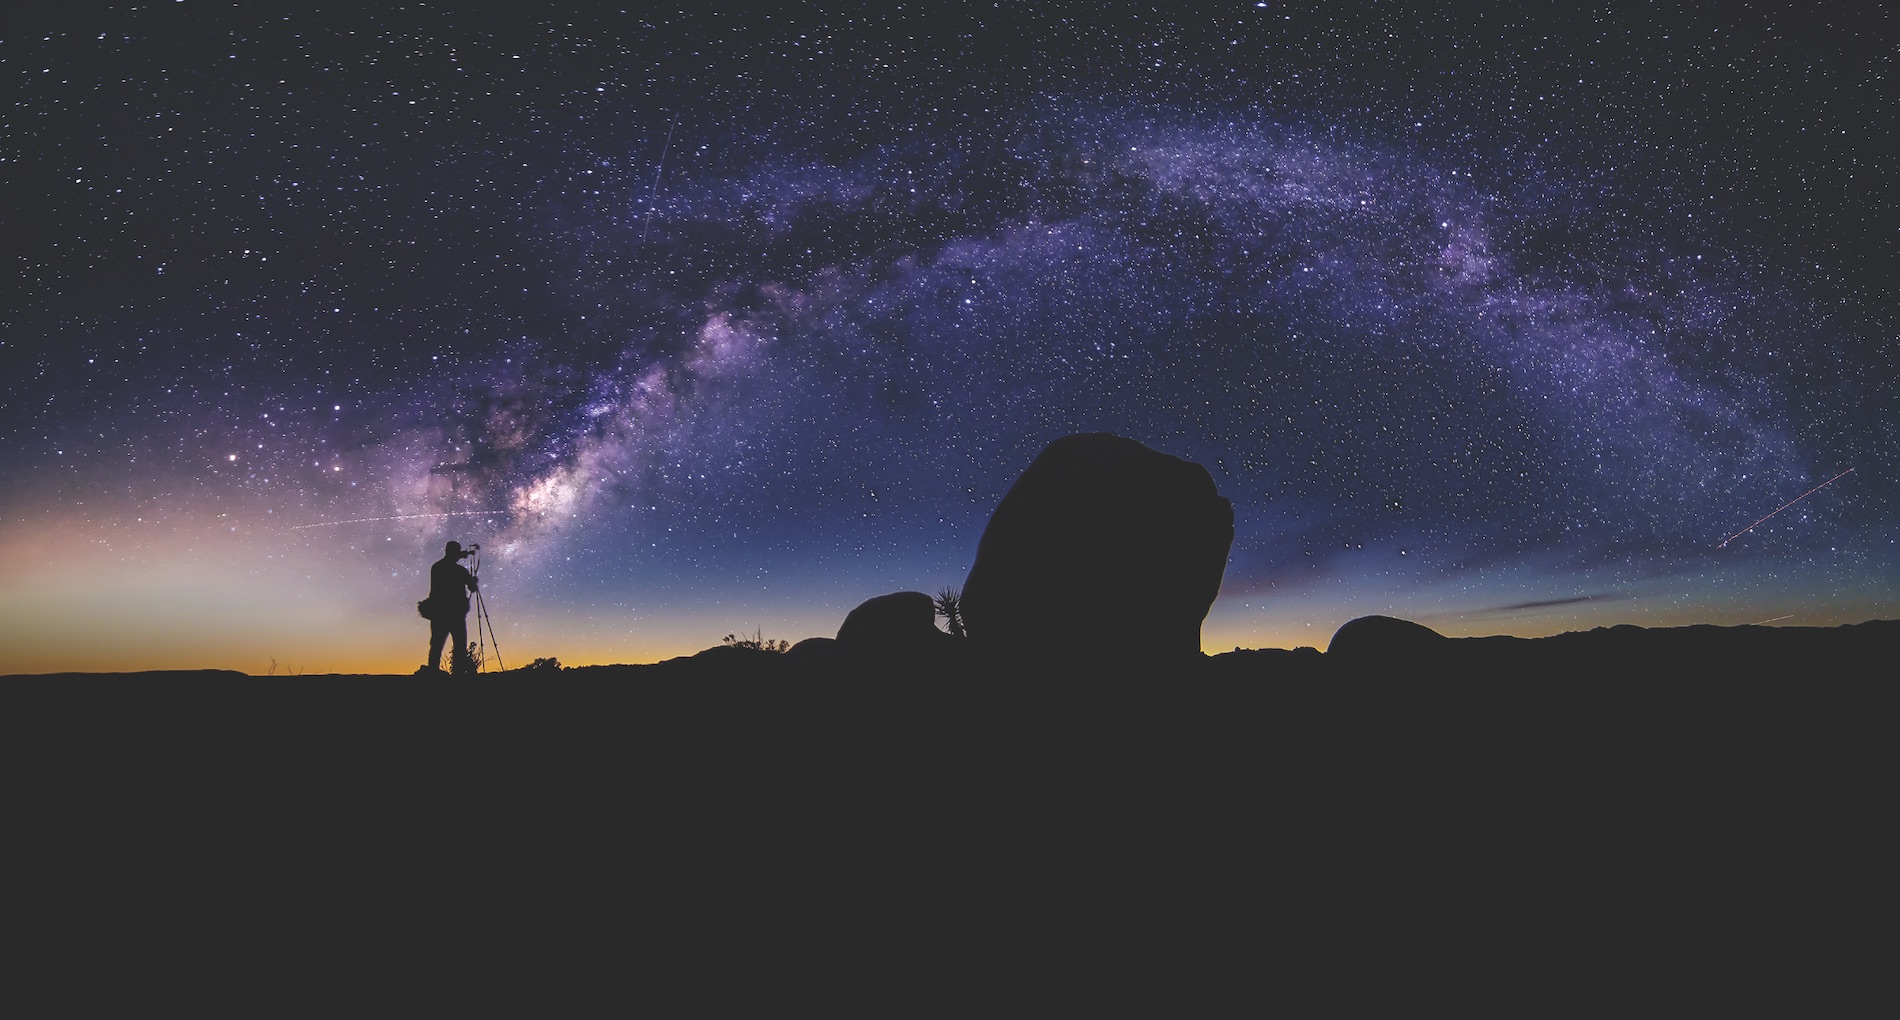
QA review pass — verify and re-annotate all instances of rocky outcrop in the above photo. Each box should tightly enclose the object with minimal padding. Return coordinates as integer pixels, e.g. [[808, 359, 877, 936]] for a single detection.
[[835, 591, 952, 657], [960, 434, 1234, 666], [1325, 615, 1449, 670]]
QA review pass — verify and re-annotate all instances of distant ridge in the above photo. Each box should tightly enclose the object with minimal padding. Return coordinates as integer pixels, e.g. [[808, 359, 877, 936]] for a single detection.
[[11, 617, 1890, 681]]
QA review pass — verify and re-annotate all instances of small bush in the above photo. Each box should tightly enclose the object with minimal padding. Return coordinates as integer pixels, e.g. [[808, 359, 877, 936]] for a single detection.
[[723, 629, 790, 654]]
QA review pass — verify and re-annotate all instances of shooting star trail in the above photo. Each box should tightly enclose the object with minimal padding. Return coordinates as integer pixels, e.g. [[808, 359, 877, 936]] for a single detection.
[[288, 511, 502, 531], [1751, 615, 1795, 626], [1717, 467, 1856, 549], [638, 114, 678, 250]]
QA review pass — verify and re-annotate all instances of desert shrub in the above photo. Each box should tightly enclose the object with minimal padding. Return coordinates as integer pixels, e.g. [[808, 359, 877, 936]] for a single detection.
[[456, 641, 482, 675], [723, 629, 791, 653]]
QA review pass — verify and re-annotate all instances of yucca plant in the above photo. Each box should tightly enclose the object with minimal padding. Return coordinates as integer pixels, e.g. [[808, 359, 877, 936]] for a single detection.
[[934, 587, 966, 639]]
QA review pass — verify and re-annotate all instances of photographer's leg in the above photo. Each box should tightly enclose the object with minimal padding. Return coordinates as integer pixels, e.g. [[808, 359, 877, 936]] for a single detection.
[[428, 619, 448, 671], [449, 614, 472, 674]]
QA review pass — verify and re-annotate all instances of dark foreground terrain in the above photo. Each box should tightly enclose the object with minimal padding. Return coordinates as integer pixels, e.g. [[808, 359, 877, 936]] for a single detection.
[[12, 617, 1892, 796], [6, 616, 1893, 1007], [9, 617, 1893, 826]]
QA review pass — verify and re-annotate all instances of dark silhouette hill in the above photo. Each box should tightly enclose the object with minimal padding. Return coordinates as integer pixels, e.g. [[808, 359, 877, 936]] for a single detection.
[[10, 616, 1889, 683], [1307, 615, 1900, 680], [528, 615, 1900, 680]]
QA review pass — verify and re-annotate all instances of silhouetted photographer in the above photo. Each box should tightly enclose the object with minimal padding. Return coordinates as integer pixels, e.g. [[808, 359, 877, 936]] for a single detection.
[[418, 540, 479, 674]]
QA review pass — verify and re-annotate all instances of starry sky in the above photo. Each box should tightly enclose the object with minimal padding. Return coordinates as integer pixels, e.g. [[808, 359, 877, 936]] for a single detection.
[[3, 2, 1895, 674]]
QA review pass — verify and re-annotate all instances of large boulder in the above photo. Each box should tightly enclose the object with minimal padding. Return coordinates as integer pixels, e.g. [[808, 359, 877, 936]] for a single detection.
[[961, 434, 1234, 666], [1327, 615, 1447, 656], [1324, 615, 1450, 675], [835, 591, 951, 657]]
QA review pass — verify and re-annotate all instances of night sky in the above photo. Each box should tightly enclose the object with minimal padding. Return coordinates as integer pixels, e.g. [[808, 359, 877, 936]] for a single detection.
[[3, 2, 1895, 673]]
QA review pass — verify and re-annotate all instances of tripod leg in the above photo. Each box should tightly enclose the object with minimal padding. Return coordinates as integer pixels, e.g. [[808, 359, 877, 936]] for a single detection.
[[472, 594, 485, 672], [475, 590, 504, 671]]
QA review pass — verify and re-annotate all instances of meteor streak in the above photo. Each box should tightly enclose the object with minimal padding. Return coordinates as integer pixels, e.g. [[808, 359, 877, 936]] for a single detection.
[[639, 113, 678, 250], [289, 511, 501, 531], [1717, 468, 1855, 549]]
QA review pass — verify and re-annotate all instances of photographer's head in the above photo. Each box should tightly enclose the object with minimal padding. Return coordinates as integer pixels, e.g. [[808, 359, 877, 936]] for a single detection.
[[444, 540, 469, 559]]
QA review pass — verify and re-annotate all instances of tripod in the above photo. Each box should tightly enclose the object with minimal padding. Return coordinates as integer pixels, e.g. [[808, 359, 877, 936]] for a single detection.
[[467, 547, 505, 673]]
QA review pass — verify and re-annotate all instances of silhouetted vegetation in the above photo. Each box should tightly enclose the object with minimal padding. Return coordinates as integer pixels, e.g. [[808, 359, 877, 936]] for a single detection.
[[934, 588, 966, 638], [723, 629, 790, 653], [526, 657, 563, 672]]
